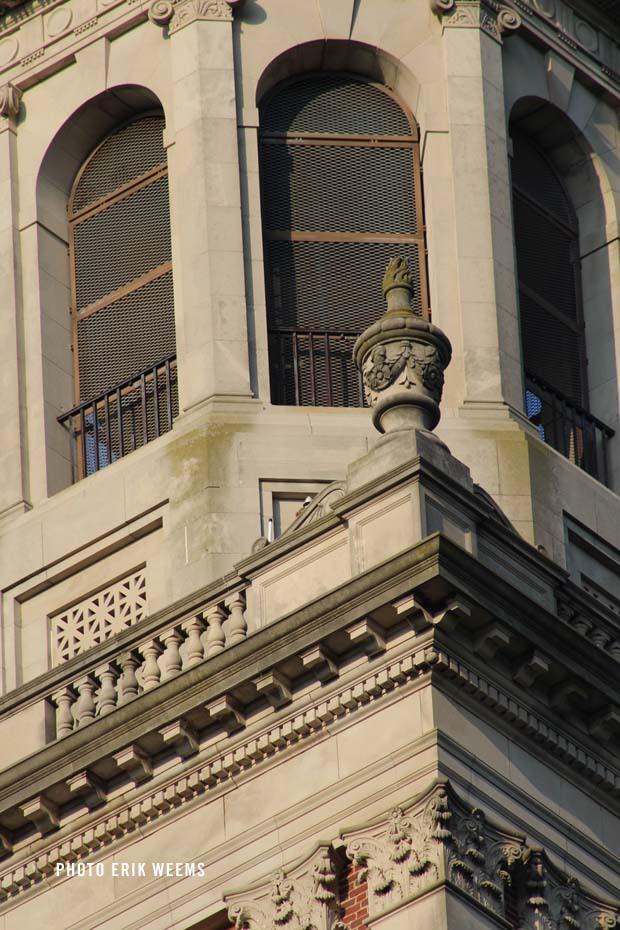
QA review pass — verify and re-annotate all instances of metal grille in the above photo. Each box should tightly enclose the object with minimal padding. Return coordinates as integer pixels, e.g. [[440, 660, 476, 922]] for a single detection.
[[72, 116, 167, 213], [265, 239, 424, 331], [261, 74, 412, 137], [509, 129, 611, 478], [77, 271, 176, 401], [518, 289, 582, 404], [513, 197, 578, 323], [511, 132, 575, 228], [260, 142, 417, 234], [67, 114, 177, 477], [260, 74, 428, 408], [73, 175, 171, 311]]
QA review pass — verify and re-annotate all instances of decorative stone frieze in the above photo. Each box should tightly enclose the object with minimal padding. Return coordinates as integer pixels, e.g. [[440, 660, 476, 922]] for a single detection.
[[0, 82, 20, 120], [342, 781, 524, 921], [515, 848, 620, 930], [225, 845, 346, 930], [353, 258, 452, 435]]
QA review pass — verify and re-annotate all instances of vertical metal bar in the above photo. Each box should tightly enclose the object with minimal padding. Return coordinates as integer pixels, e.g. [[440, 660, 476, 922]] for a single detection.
[[325, 332, 333, 406], [309, 334, 317, 405], [116, 387, 124, 458], [579, 411, 588, 475], [93, 402, 100, 473], [79, 407, 87, 479], [140, 372, 148, 444], [153, 366, 160, 438], [292, 334, 300, 406], [603, 428, 610, 488], [104, 393, 112, 467], [165, 359, 173, 431]]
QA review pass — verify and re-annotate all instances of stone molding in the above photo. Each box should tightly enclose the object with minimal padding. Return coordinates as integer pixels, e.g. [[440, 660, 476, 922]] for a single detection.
[[341, 780, 524, 921], [226, 845, 346, 930], [0, 82, 20, 120]]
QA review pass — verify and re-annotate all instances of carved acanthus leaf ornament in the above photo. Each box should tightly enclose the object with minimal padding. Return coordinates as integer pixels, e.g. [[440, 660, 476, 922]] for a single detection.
[[341, 781, 525, 921], [225, 846, 347, 930]]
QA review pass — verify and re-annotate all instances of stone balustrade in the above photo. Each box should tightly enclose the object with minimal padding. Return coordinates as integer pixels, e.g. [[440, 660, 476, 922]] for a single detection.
[[49, 591, 247, 739]]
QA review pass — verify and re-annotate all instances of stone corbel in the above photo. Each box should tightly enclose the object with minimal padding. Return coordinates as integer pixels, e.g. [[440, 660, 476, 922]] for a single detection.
[[341, 779, 524, 922], [0, 84, 22, 127], [225, 844, 346, 930]]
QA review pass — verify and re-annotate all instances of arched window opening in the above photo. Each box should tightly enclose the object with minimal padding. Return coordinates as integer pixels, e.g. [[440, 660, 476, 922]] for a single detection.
[[259, 74, 429, 408], [58, 113, 178, 479], [511, 129, 613, 482]]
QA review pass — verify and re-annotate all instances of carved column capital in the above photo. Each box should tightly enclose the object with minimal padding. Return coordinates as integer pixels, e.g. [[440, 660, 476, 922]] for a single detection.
[[341, 780, 524, 921], [516, 848, 620, 930], [149, 0, 245, 30], [225, 845, 346, 930], [433, 0, 521, 42], [0, 84, 22, 123]]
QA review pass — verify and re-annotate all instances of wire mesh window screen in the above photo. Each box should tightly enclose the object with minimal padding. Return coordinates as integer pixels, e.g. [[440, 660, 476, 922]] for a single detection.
[[260, 74, 428, 408], [67, 114, 177, 477], [511, 131, 586, 408]]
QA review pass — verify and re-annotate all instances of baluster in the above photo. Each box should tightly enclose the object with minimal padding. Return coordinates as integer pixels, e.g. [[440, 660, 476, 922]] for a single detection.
[[181, 615, 206, 668], [205, 605, 227, 657], [51, 686, 76, 739], [95, 663, 119, 716], [161, 628, 183, 680], [225, 592, 247, 647], [139, 640, 163, 691], [74, 675, 98, 726], [119, 651, 142, 703]]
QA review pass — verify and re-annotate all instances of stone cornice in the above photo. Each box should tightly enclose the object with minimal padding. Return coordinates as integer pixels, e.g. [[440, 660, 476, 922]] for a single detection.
[[434, 0, 620, 100], [432, 0, 620, 100], [4, 619, 620, 904], [4, 523, 620, 848]]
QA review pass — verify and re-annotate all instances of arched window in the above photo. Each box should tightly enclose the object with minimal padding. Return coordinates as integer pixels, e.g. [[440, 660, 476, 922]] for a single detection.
[[259, 74, 429, 407], [61, 113, 178, 478], [511, 129, 611, 480]]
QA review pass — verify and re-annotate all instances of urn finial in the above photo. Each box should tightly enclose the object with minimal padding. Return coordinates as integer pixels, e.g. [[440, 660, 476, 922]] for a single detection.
[[353, 258, 452, 435]]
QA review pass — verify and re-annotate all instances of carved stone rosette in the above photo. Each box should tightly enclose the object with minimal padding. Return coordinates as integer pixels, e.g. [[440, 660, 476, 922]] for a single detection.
[[352, 258, 452, 434], [225, 845, 347, 930], [341, 780, 524, 921]]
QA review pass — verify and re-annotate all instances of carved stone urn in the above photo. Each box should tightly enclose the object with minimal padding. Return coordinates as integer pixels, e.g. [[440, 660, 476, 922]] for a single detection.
[[353, 258, 452, 435]]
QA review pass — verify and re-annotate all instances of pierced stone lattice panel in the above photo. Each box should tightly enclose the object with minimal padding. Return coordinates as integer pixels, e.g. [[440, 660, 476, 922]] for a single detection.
[[50, 570, 147, 664]]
